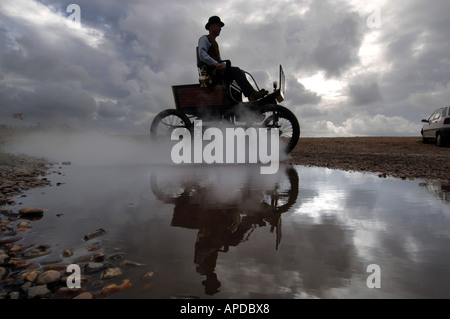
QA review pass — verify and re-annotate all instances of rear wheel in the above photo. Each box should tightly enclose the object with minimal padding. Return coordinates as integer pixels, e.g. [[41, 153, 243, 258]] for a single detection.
[[436, 133, 445, 147], [150, 109, 192, 141], [261, 105, 300, 154]]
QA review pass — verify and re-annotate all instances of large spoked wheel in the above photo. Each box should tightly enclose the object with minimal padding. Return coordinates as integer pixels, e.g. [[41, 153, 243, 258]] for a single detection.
[[261, 105, 300, 154], [150, 109, 192, 141]]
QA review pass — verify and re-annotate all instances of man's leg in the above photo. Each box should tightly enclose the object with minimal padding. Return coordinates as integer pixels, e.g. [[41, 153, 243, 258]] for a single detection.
[[229, 66, 254, 97], [228, 66, 268, 101]]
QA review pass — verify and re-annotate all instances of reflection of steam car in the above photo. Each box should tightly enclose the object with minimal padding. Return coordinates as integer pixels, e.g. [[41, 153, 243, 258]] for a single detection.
[[150, 165, 299, 217], [419, 180, 450, 202], [150, 165, 299, 246], [421, 106, 450, 146], [150, 164, 299, 294], [150, 64, 300, 154]]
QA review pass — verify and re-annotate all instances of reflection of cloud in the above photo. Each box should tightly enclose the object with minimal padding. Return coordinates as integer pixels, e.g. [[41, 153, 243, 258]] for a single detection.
[[292, 167, 450, 298], [151, 164, 305, 296], [150, 164, 365, 297], [419, 180, 450, 203], [295, 190, 344, 222], [18, 160, 450, 298]]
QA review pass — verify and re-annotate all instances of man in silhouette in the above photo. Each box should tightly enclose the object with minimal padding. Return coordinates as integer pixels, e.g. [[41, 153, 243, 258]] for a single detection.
[[198, 16, 268, 101]]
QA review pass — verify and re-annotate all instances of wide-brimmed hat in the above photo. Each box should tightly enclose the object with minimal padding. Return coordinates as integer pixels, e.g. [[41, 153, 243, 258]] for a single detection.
[[205, 16, 224, 30]]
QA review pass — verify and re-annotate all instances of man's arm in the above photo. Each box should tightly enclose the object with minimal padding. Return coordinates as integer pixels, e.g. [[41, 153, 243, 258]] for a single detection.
[[198, 35, 218, 66]]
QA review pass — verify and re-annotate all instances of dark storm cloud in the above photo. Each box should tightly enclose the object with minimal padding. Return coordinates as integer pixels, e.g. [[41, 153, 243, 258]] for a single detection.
[[0, 83, 96, 124], [378, 0, 450, 115], [1, 0, 449, 136], [222, 0, 365, 78], [286, 78, 321, 106], [0, 0, 137, 129], [310, 12, 364, 77], [348, 81, 383, 106]]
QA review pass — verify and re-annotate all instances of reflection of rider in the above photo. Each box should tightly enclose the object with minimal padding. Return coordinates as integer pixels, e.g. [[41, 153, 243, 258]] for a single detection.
[[198, 16, 268, 101], [195, 227, 222, 295], [152, 165, 299, 296], [193, 211, 238, 295], [192, 209, 283, 295]]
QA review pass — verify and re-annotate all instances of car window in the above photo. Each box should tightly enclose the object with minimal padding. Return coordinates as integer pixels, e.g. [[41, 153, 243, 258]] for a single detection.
[[443, 107, 449, 117], [433, 108, 443, 120], [428, 109, 439, 121]]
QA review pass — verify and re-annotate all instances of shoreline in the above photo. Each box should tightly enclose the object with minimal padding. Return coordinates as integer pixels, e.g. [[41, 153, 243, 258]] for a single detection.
[[288, 136, 450, 181]]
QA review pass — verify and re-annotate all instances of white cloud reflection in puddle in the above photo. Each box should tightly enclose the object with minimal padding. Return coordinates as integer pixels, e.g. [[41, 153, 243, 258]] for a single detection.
[[9, 163, 450, 299]]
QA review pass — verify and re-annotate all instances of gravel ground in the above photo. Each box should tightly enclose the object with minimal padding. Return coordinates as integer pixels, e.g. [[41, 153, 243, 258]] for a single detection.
[[288, 136, 450, 181]]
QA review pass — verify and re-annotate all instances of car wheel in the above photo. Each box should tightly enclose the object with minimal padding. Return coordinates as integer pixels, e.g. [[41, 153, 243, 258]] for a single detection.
[[436, 133, 444, 147]]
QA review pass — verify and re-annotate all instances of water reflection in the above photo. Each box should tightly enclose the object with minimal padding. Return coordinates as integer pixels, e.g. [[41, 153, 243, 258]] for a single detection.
[[151, 164, 299, 295], [8, 161, 450, 298], [147, 165, 450, 298], [419, 180, 450, 203]]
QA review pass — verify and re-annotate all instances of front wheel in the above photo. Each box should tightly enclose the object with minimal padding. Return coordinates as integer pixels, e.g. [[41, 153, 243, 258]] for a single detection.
[[150, 109, 192, 141], [261, 105, 300, 154]]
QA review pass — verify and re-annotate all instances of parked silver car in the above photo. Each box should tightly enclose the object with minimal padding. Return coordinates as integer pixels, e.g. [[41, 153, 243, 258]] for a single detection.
[[421, 106, 450, 146]]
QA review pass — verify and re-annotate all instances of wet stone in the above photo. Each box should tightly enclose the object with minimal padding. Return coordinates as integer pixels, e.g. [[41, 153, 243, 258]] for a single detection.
[[76, 255, 91, 263], [18, 207, 47, 215], [17, 221, 31, 228], [102, 267, 123, 279], [143, 271, 154, 280], [7, 257, 31, 269], [27, 285, 52, 299], [100, 279, 131, 298], [23, 270, 39, 282], [9, 291, 20, 299], [108, 252, 125, 260], [23, 245, 52, 259], [0, 250, 9, 265], [63, 249, 73, 257], [43, 264, 68, 271], [120, 260, 144, 267], [54, 287, 84, 298], [73, 292, 94, 299], [35, 270, 62, 285], [84, 229, 106, 241], [84, 262, 105, 274], [88, 245, 101, 251], [92, 253, 105, 262], [0, 236, 23, 245], [0, 267, 7, 279], [20, 281, 32, 292]]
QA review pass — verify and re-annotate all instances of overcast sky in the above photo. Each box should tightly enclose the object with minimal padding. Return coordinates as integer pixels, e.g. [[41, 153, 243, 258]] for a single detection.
[[1, 0, 449, 136]]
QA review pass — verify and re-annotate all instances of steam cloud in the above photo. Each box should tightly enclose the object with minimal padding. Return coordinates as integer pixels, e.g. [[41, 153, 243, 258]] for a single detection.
[[4, 127, 288, 169]]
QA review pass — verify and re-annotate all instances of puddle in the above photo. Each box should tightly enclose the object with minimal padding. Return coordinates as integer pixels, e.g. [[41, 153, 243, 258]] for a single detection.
[[7, 163, 450, 298]]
